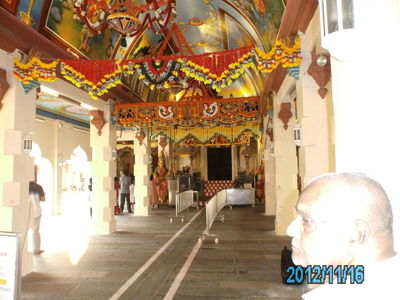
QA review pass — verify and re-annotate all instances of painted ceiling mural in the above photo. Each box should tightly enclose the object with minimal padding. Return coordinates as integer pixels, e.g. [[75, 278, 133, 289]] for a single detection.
[[5, 0, 285, 122], [6, 0, 284, 94], [36, 92, 91, 125]]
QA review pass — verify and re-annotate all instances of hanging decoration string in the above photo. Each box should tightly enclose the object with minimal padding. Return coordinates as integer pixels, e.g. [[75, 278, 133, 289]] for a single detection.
[[12, 37, 302, 99]]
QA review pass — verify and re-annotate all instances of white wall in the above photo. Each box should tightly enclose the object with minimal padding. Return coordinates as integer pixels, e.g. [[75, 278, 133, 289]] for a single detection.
[[33, 117, 90, 215], [34, 118, 91, 161]]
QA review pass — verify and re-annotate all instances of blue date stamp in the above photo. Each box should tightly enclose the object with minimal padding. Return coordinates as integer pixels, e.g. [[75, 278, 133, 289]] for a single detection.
[[285, 265, 364, 284]]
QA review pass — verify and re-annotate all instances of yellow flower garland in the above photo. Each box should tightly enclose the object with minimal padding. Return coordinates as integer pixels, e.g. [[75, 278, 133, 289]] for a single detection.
[[12, 36, 302, 98]]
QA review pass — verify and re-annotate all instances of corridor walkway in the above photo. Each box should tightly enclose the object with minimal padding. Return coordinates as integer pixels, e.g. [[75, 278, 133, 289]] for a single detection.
[[21, 205, 304, 299]]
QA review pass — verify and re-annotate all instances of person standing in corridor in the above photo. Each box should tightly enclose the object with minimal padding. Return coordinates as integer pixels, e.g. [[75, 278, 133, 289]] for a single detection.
[[119, 170, 132, 213], [29, 179, 45, 255]]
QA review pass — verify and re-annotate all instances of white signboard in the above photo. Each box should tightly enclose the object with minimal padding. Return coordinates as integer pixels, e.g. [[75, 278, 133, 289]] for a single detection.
[[0, 232, 21, 300]]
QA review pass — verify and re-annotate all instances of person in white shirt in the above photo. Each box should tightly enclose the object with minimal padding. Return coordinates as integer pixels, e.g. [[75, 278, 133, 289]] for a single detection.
[[119, 170, 132, 213], [129, 175, 134, 207], [287, 172, 398, 300]]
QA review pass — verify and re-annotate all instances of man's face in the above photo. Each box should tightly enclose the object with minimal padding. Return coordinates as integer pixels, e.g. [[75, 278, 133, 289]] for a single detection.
[[287, 183, 354, 267]]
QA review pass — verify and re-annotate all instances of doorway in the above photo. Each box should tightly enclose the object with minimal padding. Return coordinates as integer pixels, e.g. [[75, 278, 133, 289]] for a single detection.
[[207, 147, 232, 180]]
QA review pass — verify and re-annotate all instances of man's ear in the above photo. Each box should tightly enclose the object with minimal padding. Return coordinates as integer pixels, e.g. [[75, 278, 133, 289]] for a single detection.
[[351, 219, 370, 245]]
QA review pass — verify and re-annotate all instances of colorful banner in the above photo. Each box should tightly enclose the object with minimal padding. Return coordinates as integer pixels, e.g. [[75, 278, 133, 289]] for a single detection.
[[116, 96, 261, 127]]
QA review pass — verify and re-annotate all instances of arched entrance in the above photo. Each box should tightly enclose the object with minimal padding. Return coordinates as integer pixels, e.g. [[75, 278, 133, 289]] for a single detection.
[[30, 142, 53, 217], [61, 146, 91, 218]]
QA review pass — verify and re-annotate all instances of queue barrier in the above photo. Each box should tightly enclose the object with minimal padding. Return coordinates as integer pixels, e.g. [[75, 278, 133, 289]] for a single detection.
[[170, 189, 199, 222], [199, 189, 232, 244]]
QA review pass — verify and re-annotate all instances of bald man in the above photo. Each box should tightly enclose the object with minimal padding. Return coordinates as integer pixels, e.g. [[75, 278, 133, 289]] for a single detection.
[[287, 172, 398, 299]]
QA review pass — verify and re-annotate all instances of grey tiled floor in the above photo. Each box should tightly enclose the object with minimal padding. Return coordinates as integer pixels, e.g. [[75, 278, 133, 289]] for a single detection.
[[21, 205, 304, 299]]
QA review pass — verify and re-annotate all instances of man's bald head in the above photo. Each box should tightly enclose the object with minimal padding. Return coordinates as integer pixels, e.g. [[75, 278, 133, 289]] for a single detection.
[[287, 172, 395, 267], [303, 172, 393, 235]]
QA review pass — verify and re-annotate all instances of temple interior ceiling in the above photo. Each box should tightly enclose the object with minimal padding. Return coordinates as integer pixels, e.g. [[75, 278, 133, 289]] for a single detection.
[[4, 0, 285, 121]]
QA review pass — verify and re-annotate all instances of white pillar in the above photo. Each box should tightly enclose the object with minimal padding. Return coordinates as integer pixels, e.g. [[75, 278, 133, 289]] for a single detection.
[[264, 141, 276, 216], [54, 120, 62, 215], [133, 129, 151, 216], [325, 0, 400, 250], [297, 21, 335, 185], [90, 106, 116, 234], [0, 50, 36, 275], [273, 79, 299, 235]]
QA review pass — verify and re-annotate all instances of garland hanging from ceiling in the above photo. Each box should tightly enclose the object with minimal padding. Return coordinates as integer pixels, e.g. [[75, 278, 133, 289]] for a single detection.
[[60, 60, 123, 98], [255, 38, 302, 72], [13, 37, 302, 99], [150, 122, 260, 146], [132, 58, 180, 90], [13, 57, 58, 94], [177, 46, 255, 92], [117, 96, 261, 127]]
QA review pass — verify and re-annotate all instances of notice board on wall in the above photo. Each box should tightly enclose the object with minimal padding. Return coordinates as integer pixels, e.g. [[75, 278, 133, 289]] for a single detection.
[[0, 232, 21, 300]]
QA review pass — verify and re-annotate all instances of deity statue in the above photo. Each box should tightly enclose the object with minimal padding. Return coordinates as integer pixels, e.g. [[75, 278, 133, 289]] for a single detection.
[[255, 162, 265, 203], [153, 151, 169, 203]]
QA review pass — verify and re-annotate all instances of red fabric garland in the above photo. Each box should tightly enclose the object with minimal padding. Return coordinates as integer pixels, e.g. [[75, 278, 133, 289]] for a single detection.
[[181, 46, 253, 77], [60, 59, 119, 85]]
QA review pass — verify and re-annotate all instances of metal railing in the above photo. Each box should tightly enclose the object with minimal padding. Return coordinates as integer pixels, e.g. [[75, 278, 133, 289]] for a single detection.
[[170, 189, 198, 222], [200, 189, 232, 244]]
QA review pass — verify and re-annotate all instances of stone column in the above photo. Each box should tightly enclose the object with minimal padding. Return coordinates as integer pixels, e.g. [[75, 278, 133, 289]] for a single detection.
[[264, 145, 276, 216], [54, 120, 62, 216], [90, 107, 116, 234], [231, 145, 237, 181], [264, 113, 276, 216], [133, 128, 151, 216], [273, 80, 299, 235], [325, 0, 400, 250], [296, 18, 335, 186], [200, 146, 207, 181], [0, 50, 36, 275]]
